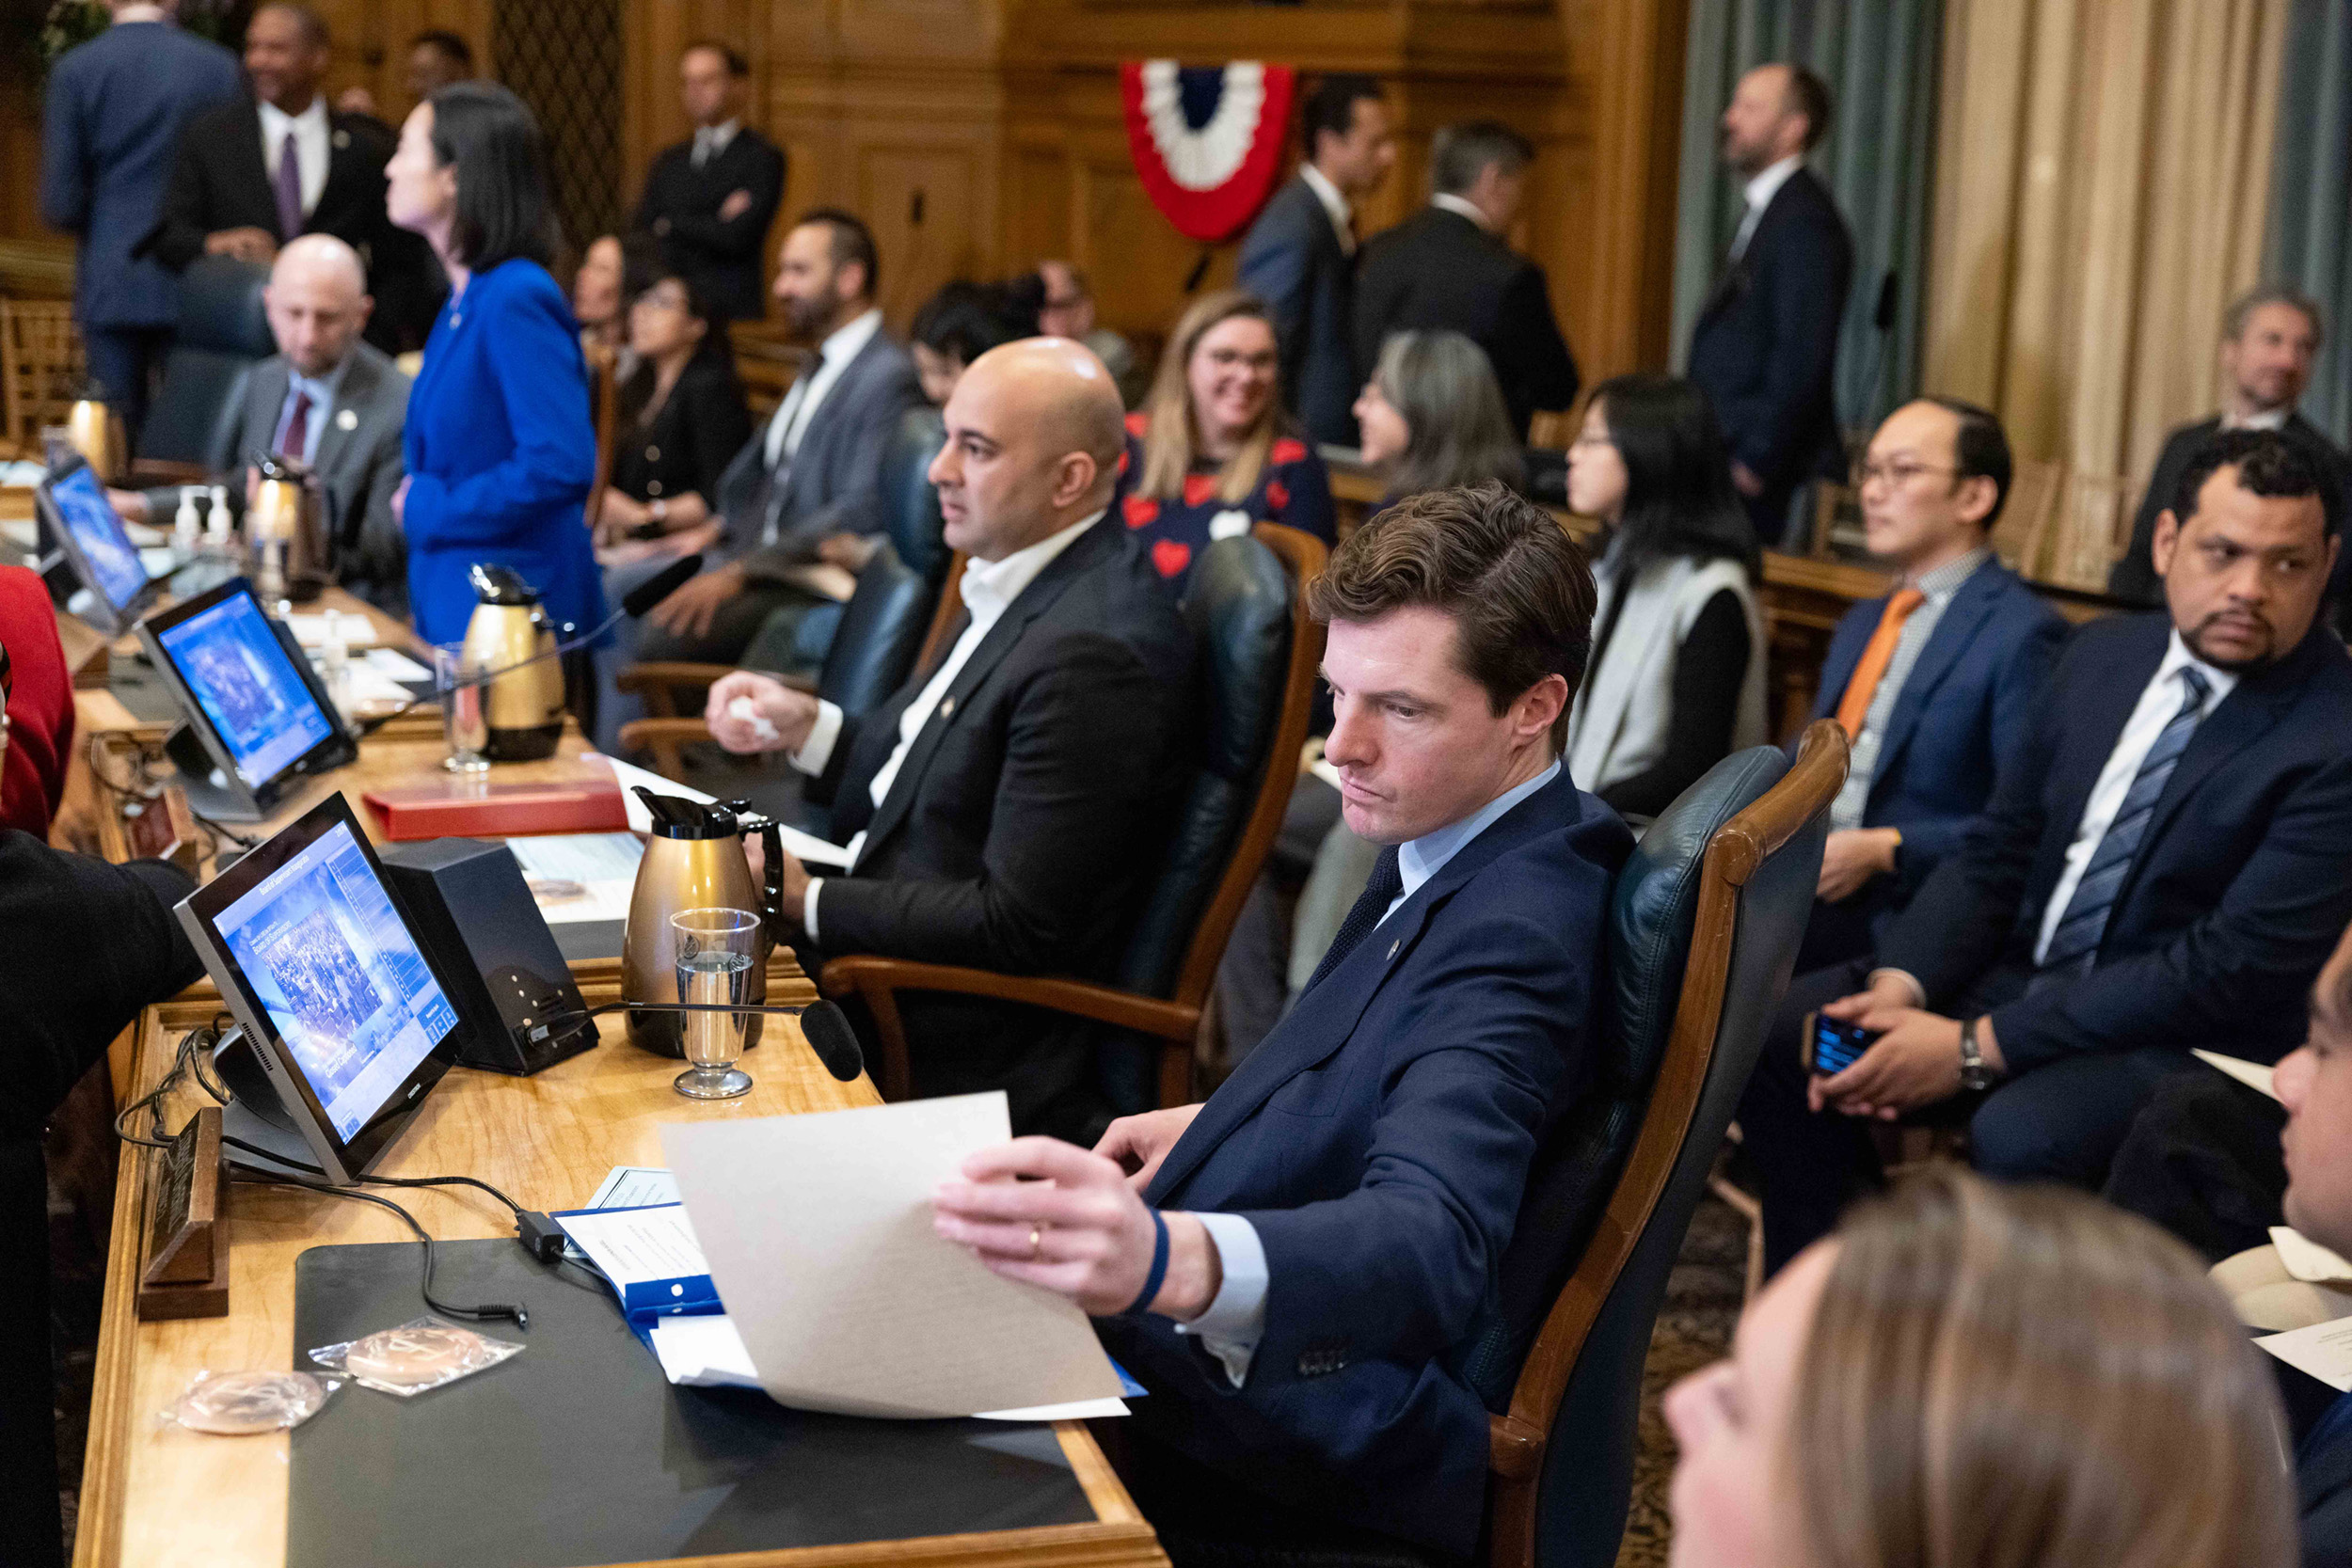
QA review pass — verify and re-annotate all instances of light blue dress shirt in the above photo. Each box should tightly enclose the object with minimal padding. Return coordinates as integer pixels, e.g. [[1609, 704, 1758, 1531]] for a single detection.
[[1177, 758, 1565, 1385], [267, 356, 351, 469]]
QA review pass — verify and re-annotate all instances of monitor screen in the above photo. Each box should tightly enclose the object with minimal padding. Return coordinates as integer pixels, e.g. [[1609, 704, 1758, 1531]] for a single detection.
[[47, 465, 149, 610], [152, 589, 338, 786], [212, 817, 461, 1143]]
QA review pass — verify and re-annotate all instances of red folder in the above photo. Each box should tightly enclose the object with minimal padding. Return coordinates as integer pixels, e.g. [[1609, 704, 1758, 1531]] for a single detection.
[[362, 772, 629, 841]]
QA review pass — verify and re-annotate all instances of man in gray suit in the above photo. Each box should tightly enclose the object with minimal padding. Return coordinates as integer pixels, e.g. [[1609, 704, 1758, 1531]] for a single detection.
[[40, 0, 240, 436], [109, 236, 411, 611], [635, 208, 924, 668]]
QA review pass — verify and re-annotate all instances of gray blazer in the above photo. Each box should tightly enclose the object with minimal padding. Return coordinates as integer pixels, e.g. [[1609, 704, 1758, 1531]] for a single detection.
[[40, 19, 240, 329], [143, 342, 413, 612], [710, 327, 924, 580]]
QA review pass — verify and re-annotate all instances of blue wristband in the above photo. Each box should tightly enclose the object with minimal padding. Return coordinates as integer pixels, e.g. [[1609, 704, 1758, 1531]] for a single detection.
[[1123, 1208, 1170, 1317]]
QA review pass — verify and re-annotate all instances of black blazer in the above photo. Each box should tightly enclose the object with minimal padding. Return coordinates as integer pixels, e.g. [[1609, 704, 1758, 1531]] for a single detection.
[[1100, 770, 1632, 1560], [804, 519, 1200, 1129], [1238, 175, 1359, 448], [2106, 413, 2352, 625], [1353, 203, 1579, 439], [142, 98, 441, 352], [1685, 165, 1853, 500], [611, 352, 754, 512], [1878, 612, 2352, 1075], [2306, 1415, 2352, 1568], [632, 129, 787, 323]]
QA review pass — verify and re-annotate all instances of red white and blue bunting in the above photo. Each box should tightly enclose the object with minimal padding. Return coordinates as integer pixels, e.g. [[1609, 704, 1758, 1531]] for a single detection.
[[1120, 60, 1298, 244]]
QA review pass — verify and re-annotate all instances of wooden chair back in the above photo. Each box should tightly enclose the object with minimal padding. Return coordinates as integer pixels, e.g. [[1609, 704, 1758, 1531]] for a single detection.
[[583, 341, 620, 536], [0, 299, 84, 453]]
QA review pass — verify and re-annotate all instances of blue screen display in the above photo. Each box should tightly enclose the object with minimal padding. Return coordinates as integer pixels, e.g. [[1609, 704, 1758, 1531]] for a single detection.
[[215, 820, 458, 1142], [48, 466, 148, 610], [154, 591, 336, 786]]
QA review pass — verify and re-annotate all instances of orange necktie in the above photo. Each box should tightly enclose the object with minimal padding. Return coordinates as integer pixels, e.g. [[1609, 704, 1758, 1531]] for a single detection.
[[1835, 587, 1927, 739]]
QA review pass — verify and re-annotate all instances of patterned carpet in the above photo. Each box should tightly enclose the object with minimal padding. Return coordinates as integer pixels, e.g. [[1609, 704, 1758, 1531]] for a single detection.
[[1613, 1191, 1749, 1568]]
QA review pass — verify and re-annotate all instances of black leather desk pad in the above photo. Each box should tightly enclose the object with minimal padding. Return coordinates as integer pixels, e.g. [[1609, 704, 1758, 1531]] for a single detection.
[[289, 1241, 1095, 1568]]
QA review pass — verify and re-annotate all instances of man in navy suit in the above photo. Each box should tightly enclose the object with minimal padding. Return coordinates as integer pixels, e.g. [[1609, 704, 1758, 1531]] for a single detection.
[[1686, 63, 1853, 546], [1798, 398, 2064, 971], [631, 41, 788, 324], [1239, 74, 1396, 449], [39, 0, 240, 434], [931, 483, 1633, 1563], [1740, 429, 2352, 1276]]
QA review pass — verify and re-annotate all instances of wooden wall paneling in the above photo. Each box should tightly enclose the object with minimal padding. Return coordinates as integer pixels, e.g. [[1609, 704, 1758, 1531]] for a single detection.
[[1572, 0, 1690, 378]]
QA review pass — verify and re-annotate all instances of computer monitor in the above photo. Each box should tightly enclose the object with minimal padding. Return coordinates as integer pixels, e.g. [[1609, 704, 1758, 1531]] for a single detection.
[[176, 794, 469, 1182], [36, 463, 157, 635], [135, 577, 357, 820]]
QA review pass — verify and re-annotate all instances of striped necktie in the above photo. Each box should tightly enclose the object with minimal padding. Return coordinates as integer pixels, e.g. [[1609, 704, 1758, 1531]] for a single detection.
[[2036, 666, 2211, 979], [1304, 846, 1404, 993]]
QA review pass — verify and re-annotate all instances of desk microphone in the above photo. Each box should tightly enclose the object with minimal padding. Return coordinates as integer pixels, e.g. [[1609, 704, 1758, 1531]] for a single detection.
[[528, 997, 866, 1083]]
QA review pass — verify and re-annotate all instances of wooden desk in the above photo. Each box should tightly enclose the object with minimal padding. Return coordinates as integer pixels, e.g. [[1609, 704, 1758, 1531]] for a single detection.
[[77, 984, 1163, 1568]]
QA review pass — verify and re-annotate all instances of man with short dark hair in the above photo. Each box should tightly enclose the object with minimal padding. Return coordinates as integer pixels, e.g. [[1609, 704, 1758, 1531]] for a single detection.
[[334, 28, 470, 120], [1797, 397, 2065, 970], [1686, 61, 1853, 545], [1354, 119, 1578, 438], [704, 339, 1199, 1137], [632, 209, 921, 669], [632, 40, 787, 324], [143, 2, 439, 353], [929, 481, 1634, 1561], [1740, 428, 2352, 1277], [40, 0, 240, 434], [1240, 73, 1396, 447], [2109, 285, 2351, 635], [1037, 260, 1142, 405]]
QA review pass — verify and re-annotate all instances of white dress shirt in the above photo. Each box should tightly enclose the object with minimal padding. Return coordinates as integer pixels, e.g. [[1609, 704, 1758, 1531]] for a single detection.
[[2029, 630, 2234, 963], [1729, 153, 1804, 262], [1180, 757, 1565, 1386], [1299, 163, 1356, 257], [267, 355, 352, 468], [1429, 192, 1493, 232], [760, 308, 883, 513], [691, 119, 741, 168], [258, 96, 330, 222], [788, 509, 1106, 937], [2226, 406, 2291, 433]]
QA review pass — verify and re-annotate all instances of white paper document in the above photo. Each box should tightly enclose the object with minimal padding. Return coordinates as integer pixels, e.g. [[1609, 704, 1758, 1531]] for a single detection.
[[661, 1092, 1128, 1418], [284, 611, 379, 649], [557, 1203, 710, 1288], [363, 646, 433, 683], [506, 832, 645, 925], [591, 752, 853, 870], [2193, 1049, 2278, 1101], [2273, 1227, 2352, 1284], [2259, 1314, 2352, 1391], [585, 1164, 681, 1211]]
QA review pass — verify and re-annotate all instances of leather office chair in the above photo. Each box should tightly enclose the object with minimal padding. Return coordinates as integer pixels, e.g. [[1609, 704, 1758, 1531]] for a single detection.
[[136, 256, 274, 466], [823, 523, 1327, 1109], [1474, 720, 1844, 1568]]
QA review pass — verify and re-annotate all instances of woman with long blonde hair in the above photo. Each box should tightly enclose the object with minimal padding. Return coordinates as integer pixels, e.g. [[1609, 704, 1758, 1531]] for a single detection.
[[1112, 289, 1334, 586], [1665, 1168, 2296, 1568]]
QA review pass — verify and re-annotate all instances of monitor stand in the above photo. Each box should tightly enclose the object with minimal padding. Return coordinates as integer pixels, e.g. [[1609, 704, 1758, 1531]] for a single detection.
[[164, 721, 263, 822], [209, 1026, 324, 1177]]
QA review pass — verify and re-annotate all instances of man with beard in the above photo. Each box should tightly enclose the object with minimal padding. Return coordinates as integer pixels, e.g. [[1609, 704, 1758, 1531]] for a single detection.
[[633, 208, 922, 668], [1735, 428, 2352, 1276]]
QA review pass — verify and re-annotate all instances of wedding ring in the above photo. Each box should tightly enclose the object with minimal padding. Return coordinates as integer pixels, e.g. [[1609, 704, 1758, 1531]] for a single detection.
[[1028, 1224, 1043, 1259]]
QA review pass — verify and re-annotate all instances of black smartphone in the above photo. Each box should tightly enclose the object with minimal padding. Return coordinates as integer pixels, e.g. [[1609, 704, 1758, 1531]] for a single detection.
[[1804, 1012, 1880, 1077]]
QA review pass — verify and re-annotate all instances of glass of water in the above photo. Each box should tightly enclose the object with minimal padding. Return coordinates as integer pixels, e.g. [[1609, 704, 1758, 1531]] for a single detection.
[[671, 908, 759, 1100], [434, 643, 490, 773]]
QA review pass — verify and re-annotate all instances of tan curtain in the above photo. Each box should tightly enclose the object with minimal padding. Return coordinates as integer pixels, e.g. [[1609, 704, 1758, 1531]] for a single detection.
[[1925, 0, 2288, 587]]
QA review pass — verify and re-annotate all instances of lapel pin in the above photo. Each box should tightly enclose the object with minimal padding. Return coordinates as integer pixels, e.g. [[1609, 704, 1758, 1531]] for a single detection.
[[335, 408, 358, 431], [332, 129, 350, 150], [939, 695, 956, 719], [1386, 939, 1399, 960]]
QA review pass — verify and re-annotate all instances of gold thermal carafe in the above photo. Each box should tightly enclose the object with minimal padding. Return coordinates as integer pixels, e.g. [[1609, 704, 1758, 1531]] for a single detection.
[[458, 563, 567, 761], [246, 454, 330, 603], [64, 389, 127, 483], [621, 789, 783, 1057]]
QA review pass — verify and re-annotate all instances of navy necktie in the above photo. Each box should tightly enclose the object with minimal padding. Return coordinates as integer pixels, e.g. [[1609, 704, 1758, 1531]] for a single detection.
[[2038, 665, 2211, 978], [1303, 845, 1403, 994]]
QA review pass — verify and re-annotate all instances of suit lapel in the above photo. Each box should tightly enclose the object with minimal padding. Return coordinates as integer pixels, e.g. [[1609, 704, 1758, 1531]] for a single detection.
[[1148, 775, 1576, 1204], [1870, 562, 2004, 791], [850, 525, 1107, 862], [226, 102, 272, 227], [309, 352, 373, 483], [2047, 618, 2169, 853], [242, 360, 292, 465]]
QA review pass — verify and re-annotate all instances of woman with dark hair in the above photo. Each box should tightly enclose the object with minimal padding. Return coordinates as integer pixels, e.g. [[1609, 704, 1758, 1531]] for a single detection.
[[909, 279, 1037, 406], [1562, 373, 1766, 821], [595, 259, 751, 559], [1352, 329, 1524, 501], [386, 81, 605, 649], [1113, 288, 1335, 587]]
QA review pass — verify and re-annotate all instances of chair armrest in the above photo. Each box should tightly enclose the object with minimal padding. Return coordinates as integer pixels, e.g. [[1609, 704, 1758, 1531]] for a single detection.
[[614, 717, 715, 750], [819, 957, 1199, 1040], [613, 661, 739, 698], [1488, 1413, 1545, 1481], [127, 458, 209, 485]]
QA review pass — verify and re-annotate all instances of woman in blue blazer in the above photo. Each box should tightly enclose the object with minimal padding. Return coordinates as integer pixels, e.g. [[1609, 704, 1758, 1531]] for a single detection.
[[386, 82, 605, 647]]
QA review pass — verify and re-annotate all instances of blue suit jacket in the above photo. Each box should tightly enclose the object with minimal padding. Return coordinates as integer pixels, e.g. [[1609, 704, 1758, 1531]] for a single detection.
[[39, 20, 239, 329], [1879, 612, 2352, 1073], [2305, 1418, 2352, 1568], [1101, 770, 1632, 1558], [1238, 175, 1358, 448], [1810, 556, 2065, 889], [402, 260, 605, 646]]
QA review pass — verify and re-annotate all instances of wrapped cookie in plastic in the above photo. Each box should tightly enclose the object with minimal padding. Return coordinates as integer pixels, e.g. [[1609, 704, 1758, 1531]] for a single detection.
[[308, 1316, 524, 1397]]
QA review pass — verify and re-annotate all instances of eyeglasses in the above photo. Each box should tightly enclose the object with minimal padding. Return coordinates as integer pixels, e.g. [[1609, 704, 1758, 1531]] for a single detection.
[[633, 288, 691, 315], [1851, 457, 1961, 490], [1200, 349, 1278, 373]]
